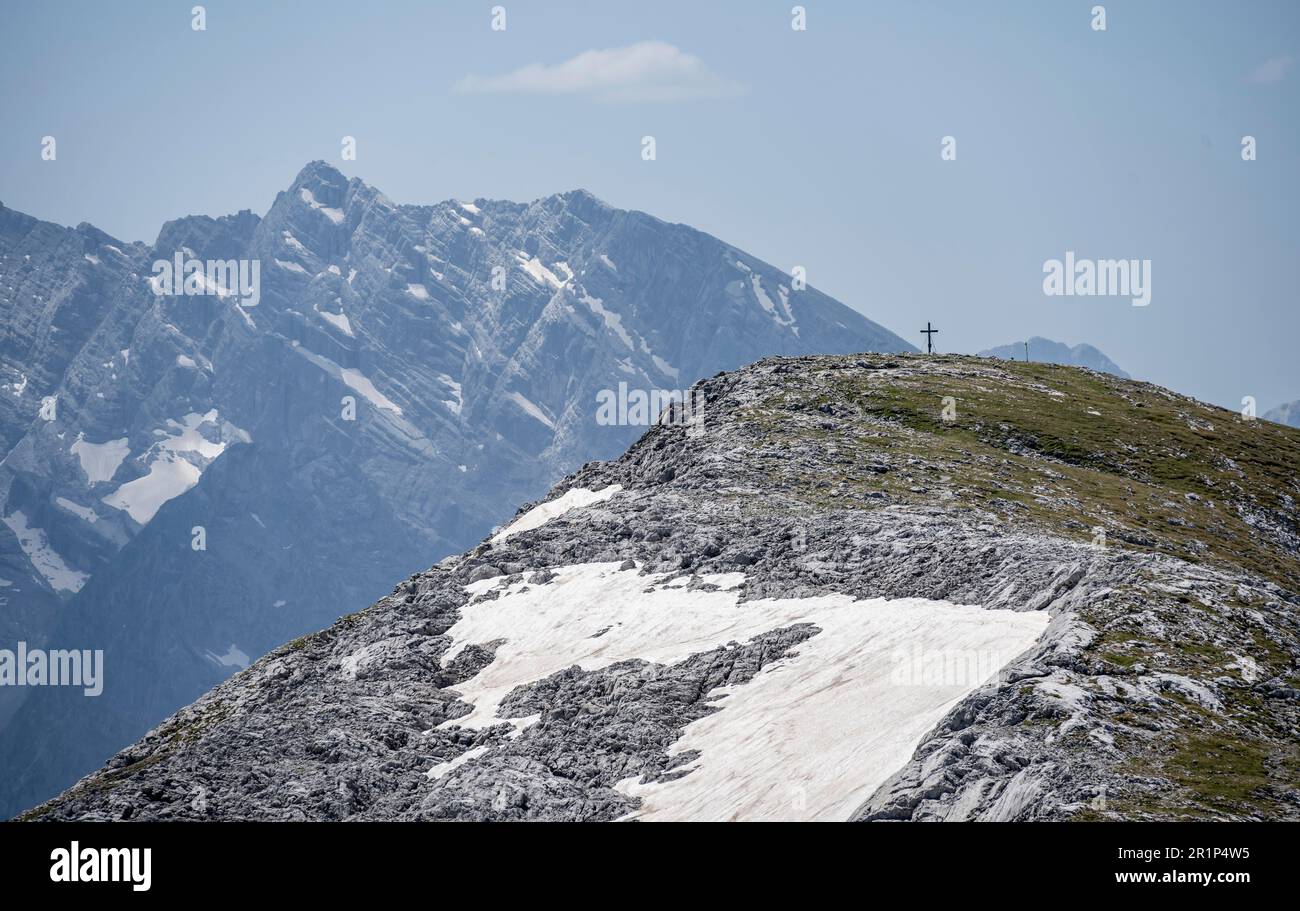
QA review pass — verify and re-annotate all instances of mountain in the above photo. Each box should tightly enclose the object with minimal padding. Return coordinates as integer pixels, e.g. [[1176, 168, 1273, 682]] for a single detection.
[[1264, 400, 1300, 428], [23, 354, 1300, 821], [0, 163, 913, 816], [978, 337, 1129, 379]]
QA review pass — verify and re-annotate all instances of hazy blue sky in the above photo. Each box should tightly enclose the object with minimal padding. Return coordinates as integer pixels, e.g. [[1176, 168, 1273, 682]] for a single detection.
[[1, 0, 1296, 410]]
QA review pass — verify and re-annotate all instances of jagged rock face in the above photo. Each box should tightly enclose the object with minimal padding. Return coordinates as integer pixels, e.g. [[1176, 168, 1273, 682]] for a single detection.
[[978, 337, 1129, 379], [25, 355, 1300, 822], [0, 164, 912, 816]]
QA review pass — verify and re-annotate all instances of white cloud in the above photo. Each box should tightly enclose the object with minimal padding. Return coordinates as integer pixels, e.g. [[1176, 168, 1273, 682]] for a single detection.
[[1251, 55, 1293, 85], [453, 40, 745, 103]]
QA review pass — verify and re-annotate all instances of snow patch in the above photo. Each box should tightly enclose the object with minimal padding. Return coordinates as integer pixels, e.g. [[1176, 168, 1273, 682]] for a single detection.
[[437, 562, 1047, 821], [205, 644, 251, 670], [517, 255, 565, 289], [750, 274, 796, 331], [314, 303, 354, 337], [1, 511, 88, 593], [298, 187, 345, 224], [438, 374, 463, 415], [505, 391, 556, 430], [55, 497, 98, 524], [580, 292, 634, 349], [341, 368, 403, 416], [426, 745, 489, 780], [651, 353, 679, 380], [101, 411, 249, 525], [281, 231, 309, 255], [71, 436, 130, 485], [491, 486, 622, 544]]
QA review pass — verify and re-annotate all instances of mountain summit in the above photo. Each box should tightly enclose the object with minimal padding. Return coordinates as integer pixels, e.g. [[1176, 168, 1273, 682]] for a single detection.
[[978, 337, 1129, 379], [0, 163, 912, 816], [23, 354, 1300, 821]]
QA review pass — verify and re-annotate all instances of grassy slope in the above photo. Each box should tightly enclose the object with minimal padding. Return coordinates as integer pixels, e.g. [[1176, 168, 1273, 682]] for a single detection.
[[738, 354, 1300, 818]]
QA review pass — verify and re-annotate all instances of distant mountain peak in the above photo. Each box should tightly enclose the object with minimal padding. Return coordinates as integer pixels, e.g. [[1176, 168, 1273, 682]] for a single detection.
[[978, 336, 1129, 379], [1264, 399, 1300, 428], [0, 164, 913, 817]]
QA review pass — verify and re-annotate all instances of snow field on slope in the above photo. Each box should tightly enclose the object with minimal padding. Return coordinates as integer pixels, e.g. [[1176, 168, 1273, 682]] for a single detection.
[[437, 561, 1048, 820]]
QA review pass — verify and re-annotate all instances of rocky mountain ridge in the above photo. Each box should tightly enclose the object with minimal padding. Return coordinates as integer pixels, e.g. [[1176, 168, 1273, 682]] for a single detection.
[[24, 354, 1299, 821], [0, 163, 912, 817]]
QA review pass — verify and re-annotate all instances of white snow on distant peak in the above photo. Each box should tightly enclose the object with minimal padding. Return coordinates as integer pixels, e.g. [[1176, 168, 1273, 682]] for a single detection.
[[406, 283, 430, 301], [205, 644, 251, 670], [552, 261, 574, 283], [580, 292, 634, 349], [733, 259, 752, 273], [235, 303, 257, 330], [599, 253, 617, 272], [281, 231, 309, 255], [347, 268, 357, 284], [438, 374, 463, 415], [175, 355, 197, 369], [490, 485, 622, 545], [505, 391, 556, 430], [437, 561, 1047, 820], [651, 353, 679, 380], [275, 258, 308, 275], [338, 368, 400, 415], [298, 187, 345, 225], [84, 254, 100, 265], [293, 348, 412, 428], [314, 302, 354, 337], [10, 374, 28, 397], [775, 284, 797, 333], [2, 510, 88, 593], [632, 334, 679, 380], [103, 458, 199, 524], [101, 411, 250, 525], [71, 435, 130, 485], [458, 201, 481, 215], [327, 264, 341, 275], [750, 274, 796, 332], [516, 255, 565, 289], [55, 496, 98, 524]]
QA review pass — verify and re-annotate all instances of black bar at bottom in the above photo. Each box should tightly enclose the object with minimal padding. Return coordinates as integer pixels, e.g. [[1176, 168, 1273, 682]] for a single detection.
[[0, 821, 1282, 896]]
